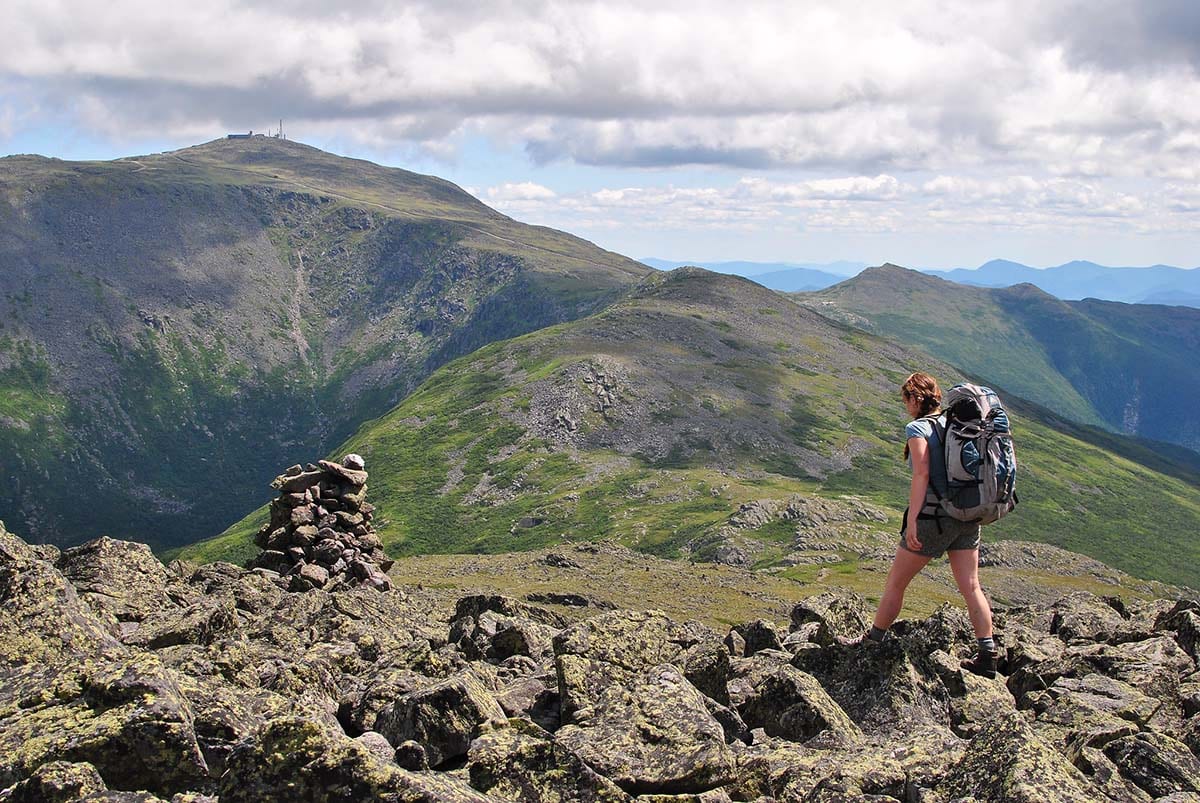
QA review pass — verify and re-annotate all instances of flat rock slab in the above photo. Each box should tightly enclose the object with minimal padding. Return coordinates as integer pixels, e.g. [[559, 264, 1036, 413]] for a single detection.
[[271, 469, 325, 493], [318, 459, 368, 487]]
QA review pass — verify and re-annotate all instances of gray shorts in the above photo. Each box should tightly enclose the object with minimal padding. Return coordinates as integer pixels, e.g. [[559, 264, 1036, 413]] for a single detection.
[[899, 515, 981, 558]]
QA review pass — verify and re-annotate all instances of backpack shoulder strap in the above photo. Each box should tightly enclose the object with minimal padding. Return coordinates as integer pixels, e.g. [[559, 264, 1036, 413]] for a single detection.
[[923, 413, 949, 500], [917, 413, 945, 446]]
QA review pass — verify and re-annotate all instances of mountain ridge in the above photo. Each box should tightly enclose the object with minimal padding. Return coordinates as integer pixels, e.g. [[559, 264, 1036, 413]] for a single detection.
[[189, 265, 1200, 589], [799, 264, 1200, 453], [0, 137, 650, 549], [642, 256, 1200, 307]]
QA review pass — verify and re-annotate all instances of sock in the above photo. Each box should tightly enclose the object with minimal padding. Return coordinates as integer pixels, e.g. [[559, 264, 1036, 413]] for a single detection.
[[867, 625, 888, 642], [977, 636, 996, 653]]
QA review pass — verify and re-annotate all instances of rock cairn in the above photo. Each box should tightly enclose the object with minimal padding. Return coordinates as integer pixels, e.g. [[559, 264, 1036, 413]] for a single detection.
[[248, 454, 394, 592]]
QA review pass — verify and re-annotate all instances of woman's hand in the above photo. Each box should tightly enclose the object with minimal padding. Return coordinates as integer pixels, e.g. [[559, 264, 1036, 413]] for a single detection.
[[906, 521, 923, 552]]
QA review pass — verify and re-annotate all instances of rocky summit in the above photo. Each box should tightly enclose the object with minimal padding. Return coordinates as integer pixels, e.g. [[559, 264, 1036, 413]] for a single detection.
[[2, 519, 1200, 802]]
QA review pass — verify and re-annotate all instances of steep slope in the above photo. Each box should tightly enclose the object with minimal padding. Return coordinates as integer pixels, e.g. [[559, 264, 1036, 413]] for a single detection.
[[799, 265, 1200, 451], [0, 137, 650, 548], [196, 268, 1200, 589]]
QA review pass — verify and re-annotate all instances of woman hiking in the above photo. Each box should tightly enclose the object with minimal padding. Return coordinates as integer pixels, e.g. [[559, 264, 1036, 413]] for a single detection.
[[863, 372, 998, 677]]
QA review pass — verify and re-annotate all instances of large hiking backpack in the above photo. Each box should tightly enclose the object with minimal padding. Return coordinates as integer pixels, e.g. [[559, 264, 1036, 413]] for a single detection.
[[926, 384, 1018, 525]]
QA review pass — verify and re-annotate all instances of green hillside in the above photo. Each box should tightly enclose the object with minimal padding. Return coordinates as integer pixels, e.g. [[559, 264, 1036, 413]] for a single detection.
[[189, 268, 1200, 589], [798, 265, 1200, 452], [0, 138, 649, 549]]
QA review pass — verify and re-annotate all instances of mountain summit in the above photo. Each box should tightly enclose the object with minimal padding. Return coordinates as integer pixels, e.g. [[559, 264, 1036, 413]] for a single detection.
[[0, 138, 649, 548]]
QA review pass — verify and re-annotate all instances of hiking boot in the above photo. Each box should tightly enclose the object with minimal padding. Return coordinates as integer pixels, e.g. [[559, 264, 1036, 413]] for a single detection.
[[961, 648, 998, 679], [840, 628, 887, 647]]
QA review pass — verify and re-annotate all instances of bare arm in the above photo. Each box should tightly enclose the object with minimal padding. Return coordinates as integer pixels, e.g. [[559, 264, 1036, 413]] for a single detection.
[[906, 436, 929, 550]]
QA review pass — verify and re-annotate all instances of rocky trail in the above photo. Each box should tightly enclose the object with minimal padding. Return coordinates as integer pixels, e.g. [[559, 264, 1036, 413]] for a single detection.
[[2, 511, 1199, 801]]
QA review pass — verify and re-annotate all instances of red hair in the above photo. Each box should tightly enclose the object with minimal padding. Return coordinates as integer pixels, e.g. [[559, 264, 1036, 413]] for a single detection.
[[902, 372, 941, 459]]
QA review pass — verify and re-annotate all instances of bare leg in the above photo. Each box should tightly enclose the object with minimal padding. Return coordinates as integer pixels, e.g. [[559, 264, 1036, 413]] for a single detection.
[[873, 546, 932, 630], [949, 548, 993, 638]]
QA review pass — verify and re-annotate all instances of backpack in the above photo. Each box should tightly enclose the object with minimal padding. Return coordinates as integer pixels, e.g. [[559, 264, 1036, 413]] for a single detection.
[[924, 384, 1018, 525]]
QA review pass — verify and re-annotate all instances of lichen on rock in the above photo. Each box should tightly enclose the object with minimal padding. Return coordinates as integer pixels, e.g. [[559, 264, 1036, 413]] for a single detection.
[[2, 517, 1199, 801]]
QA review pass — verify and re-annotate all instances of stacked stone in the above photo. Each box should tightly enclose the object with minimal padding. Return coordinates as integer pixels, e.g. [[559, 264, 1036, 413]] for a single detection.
[[248, 453, 393, 592]]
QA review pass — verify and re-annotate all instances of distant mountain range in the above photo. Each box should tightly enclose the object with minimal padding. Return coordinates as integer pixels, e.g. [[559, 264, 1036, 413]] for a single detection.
[[798, 265, 1200, 453], [640, 259, 865, 291], [925, 259, 1200, 306], [643, 257, 1200, 307], [640, 258, 867, 277], [6, 140, 1199, 590]]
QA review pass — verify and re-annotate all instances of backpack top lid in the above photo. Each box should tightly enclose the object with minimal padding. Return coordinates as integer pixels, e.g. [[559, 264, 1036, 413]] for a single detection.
[[942, 383, 1003, 422]]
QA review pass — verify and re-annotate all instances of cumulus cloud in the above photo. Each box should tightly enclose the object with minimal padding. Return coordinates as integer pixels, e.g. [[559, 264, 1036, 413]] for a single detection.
[[1, 0, 1195, 261], [480, 172, 1187, 243], [1048, 0, 1200, 72], [736, 175, 903, 202], [0, 0, 1196, 179], [485, 181, 557, 201]]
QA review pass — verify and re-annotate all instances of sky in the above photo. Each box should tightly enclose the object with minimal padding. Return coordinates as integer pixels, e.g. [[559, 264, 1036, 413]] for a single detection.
[[2, 0, 1198, 269]]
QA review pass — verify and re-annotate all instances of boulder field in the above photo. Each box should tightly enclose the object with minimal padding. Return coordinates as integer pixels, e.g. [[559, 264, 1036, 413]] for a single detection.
[[2, 519, 1199, 802]]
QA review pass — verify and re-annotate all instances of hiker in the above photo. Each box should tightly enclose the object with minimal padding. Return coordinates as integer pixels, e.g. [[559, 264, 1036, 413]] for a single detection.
[[863, 372, 998, 677]]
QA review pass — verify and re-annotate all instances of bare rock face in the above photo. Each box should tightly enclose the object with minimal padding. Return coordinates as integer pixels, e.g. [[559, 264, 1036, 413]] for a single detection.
[[731, 619, 784, 657], [248, 455, 394, 592], [735, 664, 862, 745], [1102, 731, 1200, 798], [789, 589, 872, 646], [449, 595, 566, 665], [555, 663, 736, 795], [789, 607, 971, 734], [1050, 592, 1129, 644], [549, 611, 734, 795], [0, 612, 209, 797], [5, 761, 107, 803], [56, 536, 174, 625], [1158, 600, 1200, 661]]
